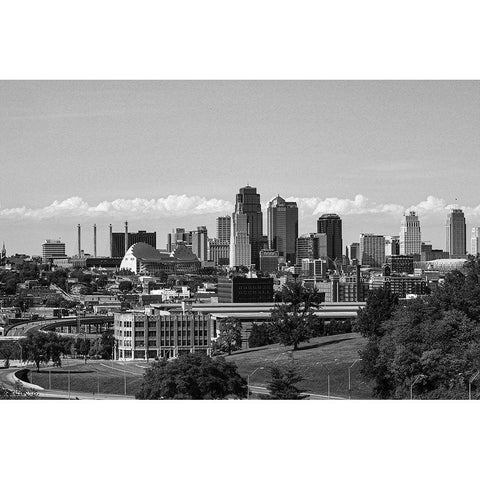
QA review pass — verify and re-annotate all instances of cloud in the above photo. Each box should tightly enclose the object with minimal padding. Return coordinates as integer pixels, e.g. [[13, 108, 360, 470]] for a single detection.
[[0, 195, 234, 220], [2, 194, 480, 221]]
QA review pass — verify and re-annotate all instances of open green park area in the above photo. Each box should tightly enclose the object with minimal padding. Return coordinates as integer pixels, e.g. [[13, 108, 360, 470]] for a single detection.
[[22, 333, 373, 399], [225, 332, 373, 399], [27, 360, 148, 397]]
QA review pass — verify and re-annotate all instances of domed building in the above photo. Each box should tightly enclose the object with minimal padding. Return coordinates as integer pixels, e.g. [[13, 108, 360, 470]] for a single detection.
[[120, 242, 201, 276]]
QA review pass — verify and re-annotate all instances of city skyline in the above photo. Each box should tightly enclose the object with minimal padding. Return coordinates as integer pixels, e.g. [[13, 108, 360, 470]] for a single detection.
[[1, 81, 480, 255]]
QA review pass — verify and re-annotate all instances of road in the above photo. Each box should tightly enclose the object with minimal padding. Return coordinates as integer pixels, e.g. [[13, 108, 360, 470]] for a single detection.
[[248, 384, 346, 400]]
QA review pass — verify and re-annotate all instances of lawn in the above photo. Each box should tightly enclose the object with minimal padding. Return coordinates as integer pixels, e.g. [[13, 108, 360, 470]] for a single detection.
[[27, 360, 148, 397], [224, 332, 374, 399]]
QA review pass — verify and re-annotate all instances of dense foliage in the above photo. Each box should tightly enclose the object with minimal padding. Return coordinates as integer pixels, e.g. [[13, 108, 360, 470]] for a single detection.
[[136, 353, 247, 399], [20, 331, 71, 371], [270, 282, 323, 350], [215, 317, 243, 355], [357, 257, 480, 399], [267, 364, 307, 399]]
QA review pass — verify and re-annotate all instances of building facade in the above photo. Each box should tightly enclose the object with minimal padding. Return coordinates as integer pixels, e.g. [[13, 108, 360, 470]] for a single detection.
[[216, 216, 231, 243], [296, 233, 328, 263], [191, 226, 208, 262], [359, 234, 385, 267], [231, 186, 263, 268], [317, 214, 343, 269], [385, 235, 400, 257], [114, 310, 213, 360], [111, 230, 157, 258], [217, 276, 274, 303], [267, 195, 298, 264], [399, 211, 421, 258], [446, 209, 466, 258], [259, 249, 279, 273], [208, 239, 230, 266], [42, 240, 67, 262], [471, 227, 480, 256], [229, 212, 251, 268]]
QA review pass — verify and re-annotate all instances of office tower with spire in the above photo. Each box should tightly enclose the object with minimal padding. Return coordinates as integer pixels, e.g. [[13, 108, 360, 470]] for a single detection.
[[446, 209, 466, 258], [229, 210, 251, 268], [399, 211, 421, 259], [471, 227, 480, 256], [230, 185, 263, 268], [317, 213, 343, 269], [267, 195, 298, 264]]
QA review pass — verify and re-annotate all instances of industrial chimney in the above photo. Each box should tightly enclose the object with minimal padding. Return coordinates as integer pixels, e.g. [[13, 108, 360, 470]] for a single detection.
[[124, 221, 129, 255], [109, 224, 113, 257], [77, 224, 81, 258], [93, 224, 97, 258]]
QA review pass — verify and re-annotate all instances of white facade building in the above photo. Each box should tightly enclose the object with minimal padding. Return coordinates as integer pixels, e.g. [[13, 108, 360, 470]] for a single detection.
[[229, 212, 251, 267], [399, 211, 421, 257]]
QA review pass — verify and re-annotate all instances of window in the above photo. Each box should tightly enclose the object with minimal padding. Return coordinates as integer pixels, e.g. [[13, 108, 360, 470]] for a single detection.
[[148, 330, 157, 337]]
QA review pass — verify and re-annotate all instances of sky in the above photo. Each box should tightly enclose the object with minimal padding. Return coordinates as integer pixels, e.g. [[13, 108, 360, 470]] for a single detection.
[[0, 80, 479, 256]]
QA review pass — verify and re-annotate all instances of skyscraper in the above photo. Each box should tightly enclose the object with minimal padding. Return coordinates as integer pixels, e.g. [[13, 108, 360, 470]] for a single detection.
[[216, 216, 231, 243], [230, 185, 263, 268], [296, 233, 328, 262], [42, 239, 67, 262], [229, 211, 251, 268], [267, 195, 298, 264], [399, 211, 421, 259], [191, 226, 208, 262], [471, 227, 480, 256], [359, 234, 385, 267], [317, 214, 343, 269], [446, 209, 466, 258], [385, 235, 400, 257]]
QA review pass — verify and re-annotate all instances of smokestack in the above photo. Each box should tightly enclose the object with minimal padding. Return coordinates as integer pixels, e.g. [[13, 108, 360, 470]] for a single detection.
[[124, 221, 129, 255], [93, 224, 97, 258], [109, 224, 113, 257], [77, 224, 81, 258]]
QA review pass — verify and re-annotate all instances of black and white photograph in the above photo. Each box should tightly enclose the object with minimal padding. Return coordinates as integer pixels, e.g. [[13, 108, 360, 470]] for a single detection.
[[2, 2, 480, 480]]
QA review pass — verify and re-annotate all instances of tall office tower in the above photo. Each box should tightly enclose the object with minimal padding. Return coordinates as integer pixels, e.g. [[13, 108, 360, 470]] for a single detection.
[[216, 216, 231, 243], [191, 226, 208, 262], [471, 227, 480, 256], [267, 195, 298, 264], [446, 209, 466, 258], [229, 211, 251, 267], [296, 233, 328, 262], [111, 228, 157, 257], [231, 185, 263, 268], [346, 242, 360, 264], [359, 234, 385, 267], [399, 211, 421, 259], [385, 235, 400, 257], [42, 239, 67, 262], [317, 214, 343, 269]]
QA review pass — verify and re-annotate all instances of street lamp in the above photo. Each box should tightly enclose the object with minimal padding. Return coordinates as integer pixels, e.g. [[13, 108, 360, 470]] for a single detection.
[[469, 371, 479, 400], [410, 374, 425, 400], [348, 359, 361, 400], [247, 367, 264, 400], [320, 364, 331, 399]]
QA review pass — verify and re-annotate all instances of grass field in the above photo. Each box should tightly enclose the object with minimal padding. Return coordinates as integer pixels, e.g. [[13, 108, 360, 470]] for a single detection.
[[225, 332, 374, 399], [24, 333, 373, 399], [28, 360, 148, 397]]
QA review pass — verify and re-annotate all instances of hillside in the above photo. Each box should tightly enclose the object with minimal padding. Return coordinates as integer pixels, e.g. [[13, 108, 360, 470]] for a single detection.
[[225, 332, 373, 399]]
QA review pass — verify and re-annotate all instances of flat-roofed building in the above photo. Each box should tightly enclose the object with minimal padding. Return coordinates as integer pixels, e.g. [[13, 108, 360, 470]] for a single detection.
[[42, 240, 67, 262], [114, 310, 213, 360]]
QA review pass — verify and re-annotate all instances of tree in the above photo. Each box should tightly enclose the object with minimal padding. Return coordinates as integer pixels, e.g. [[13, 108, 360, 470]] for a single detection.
[[248, 322, 276, 348], [216, 317, 243, 355], [20, 331, 69, 372], [136, 354, 247, 399], [270, 282, 323, 350], [89, 330, 115, 359], [357, 260, 480, 399], [20, 331, 50, 372], [0, 343, 14, 368], [267, 364, 308, 399]]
